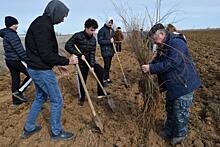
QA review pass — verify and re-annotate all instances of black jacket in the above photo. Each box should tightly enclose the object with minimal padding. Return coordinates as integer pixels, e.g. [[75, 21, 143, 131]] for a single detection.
[[65, 31, 96, 67], [0, 28, 28, 61], [25, 15, 69, 70], [97, 24, 115, 57]]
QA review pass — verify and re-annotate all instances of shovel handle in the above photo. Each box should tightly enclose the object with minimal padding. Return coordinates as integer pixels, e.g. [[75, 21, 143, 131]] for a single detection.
[[74, 45, 108, 95], [75, 64, 97, 116], [112, 43, 128, 86]]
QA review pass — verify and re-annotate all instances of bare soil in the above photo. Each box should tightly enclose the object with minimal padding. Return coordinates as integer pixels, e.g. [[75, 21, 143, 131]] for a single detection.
[[0, 30, 219, 147]]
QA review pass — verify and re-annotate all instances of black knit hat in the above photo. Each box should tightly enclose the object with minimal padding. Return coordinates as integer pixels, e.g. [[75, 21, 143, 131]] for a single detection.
[[149, 23, 165, 37], [5, 16, 19, 28]]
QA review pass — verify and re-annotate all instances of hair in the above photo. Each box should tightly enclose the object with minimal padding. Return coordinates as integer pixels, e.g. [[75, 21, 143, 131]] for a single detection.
[[155, 29, 166, 35], [166, 24, 177, 32], [117, 27, 121, 29], [149, 23, 165, 37], [84, 18, 98, 29]]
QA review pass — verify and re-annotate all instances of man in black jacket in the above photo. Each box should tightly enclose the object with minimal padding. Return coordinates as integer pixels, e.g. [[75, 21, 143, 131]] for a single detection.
[[22, 0, 78, 141], [0, 16, 31, 105], [65, 18, 107, 107]]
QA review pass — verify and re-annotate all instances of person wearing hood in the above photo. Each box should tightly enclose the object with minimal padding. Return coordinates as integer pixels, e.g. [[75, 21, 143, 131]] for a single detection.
[[97, 17, 115, 87], [0, 16, 31, 105], [22, 0, 78, 141]]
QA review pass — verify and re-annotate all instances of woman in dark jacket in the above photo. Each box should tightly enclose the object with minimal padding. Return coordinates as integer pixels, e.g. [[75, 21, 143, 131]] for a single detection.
[[0, 16, 31, 105]]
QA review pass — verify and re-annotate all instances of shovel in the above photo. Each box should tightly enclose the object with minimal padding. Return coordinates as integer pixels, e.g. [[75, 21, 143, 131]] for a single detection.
[[75, 64, 103, 133], [112, 43, 129, 88], [74, 45, 116, 112]]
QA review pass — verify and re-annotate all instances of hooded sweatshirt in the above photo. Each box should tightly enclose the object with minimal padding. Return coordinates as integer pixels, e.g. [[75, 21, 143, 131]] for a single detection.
[[25, 0, 69, 70], [43, 0, 69, 24]]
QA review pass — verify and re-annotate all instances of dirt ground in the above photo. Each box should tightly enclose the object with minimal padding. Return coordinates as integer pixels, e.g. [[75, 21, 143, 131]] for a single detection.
[[0, 30, 219, 147]]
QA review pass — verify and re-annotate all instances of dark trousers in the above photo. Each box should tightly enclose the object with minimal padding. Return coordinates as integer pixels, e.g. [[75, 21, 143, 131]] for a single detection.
[[5, 60, 31, 101], [78, 63, 104, 102], [115, 42, 122, 52], [103, 56, 113, 81]]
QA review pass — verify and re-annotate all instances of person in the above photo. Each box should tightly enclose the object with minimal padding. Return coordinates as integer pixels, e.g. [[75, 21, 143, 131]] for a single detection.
[[0, 16, 31, 106], [22, 0, 78, 141], [98, 17, 115, 87], [141, 24, 201, 145], [166, 24, 186, 40], [148, 24, 165, 52], [65, 18, 109, 107], [114, 27, 124, 52]]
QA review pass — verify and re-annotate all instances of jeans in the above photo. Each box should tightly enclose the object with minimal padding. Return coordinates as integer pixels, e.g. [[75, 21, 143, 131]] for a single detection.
[[24, 68, 63, 135], [78, 63, 104, 102], [103, 56, 113, 80], [164, 92, 194, 137]]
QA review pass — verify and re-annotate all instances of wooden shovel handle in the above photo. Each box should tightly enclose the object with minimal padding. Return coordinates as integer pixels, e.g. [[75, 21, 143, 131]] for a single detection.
[[75, 64, 97, 116], [112, 43, 128, 82], [74, 45, 107, 95]]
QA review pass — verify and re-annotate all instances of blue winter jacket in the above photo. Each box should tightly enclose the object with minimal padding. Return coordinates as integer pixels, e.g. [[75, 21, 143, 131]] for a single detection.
[[0, 28, 27, 61], [150, 32, 201, 99], [98, 24, 115, 57]]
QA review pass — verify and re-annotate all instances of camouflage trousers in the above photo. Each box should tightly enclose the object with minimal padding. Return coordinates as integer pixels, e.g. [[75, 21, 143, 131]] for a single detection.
[[164, 92, 194, 137]]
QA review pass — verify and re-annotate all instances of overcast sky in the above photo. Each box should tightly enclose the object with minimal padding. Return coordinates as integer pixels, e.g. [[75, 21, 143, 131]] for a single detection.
[[0, 0, 220, 34]]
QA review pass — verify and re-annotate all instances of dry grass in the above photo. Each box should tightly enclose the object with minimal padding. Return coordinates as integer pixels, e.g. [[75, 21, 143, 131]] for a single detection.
[[111, 1, 165, 144]]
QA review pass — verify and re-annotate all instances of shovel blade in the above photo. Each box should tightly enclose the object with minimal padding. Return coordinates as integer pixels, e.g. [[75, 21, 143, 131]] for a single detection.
[[93, 115, 103, 133], [107, 97, 116, 112]]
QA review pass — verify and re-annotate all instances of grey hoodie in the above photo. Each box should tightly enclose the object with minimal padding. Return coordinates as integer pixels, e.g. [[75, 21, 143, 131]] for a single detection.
[[43, 0, 69, 25]]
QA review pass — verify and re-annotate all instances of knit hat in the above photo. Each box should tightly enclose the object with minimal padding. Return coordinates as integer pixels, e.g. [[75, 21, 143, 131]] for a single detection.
[[5, 16, 19, 28], [149, 23, 165, 37], [105, 16, 113, 25]]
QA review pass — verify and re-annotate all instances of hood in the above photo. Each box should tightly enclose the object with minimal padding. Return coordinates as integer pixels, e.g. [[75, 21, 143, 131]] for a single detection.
[[105, 16, 113, 25], [43, 0, 69, 25], [0, 28, 9, 38]]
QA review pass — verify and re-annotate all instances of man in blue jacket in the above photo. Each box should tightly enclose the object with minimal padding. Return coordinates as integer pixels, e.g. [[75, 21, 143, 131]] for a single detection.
[[142, 24, 201, 145], [98, 17, 115, 87], [0, 16, 31, 105]]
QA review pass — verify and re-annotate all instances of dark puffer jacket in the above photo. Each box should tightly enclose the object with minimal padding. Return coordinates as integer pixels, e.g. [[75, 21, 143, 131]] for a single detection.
[[98, 24, 115, 57], [65, 31, 96, 68], [25, 0, 69, 70], [0, 28, 27, 61], [150, 32, 201, 99]]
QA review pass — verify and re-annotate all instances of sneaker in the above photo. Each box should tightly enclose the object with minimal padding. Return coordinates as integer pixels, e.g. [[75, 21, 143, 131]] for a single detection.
[[171, 136, 186, 145], [107, 79, 112, 84], [78, 101, 84, 107], [12, 91, 27, 102], [97, 92, 111, 99], [51, 130, 74, 141], [103, 80, 109, 87], [12, 97, 26, 106], [22, 126, 42, 139], [159, 130, 172, 140]]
